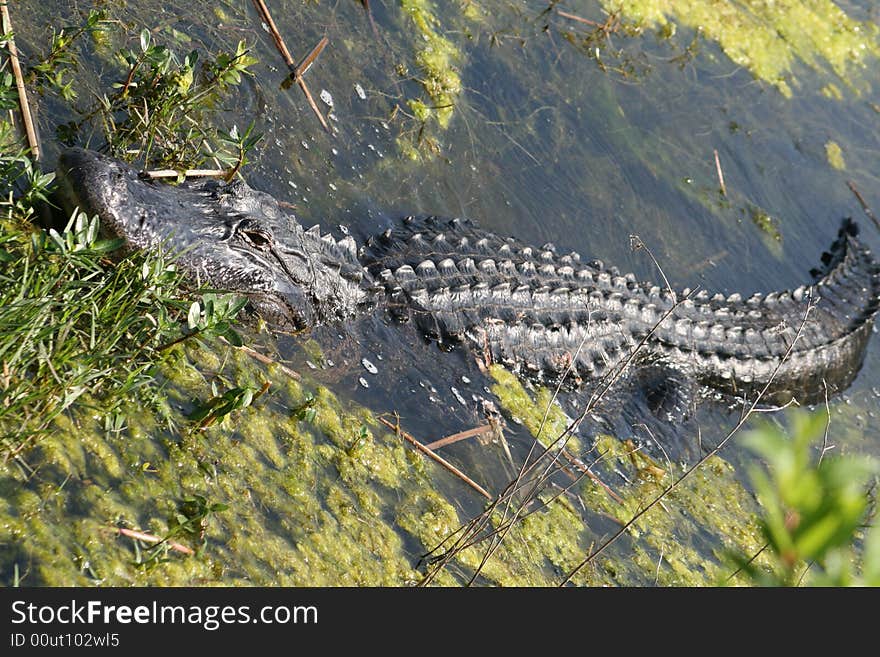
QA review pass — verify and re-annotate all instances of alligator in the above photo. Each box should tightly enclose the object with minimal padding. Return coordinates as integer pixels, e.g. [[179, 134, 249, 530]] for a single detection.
[[56, 147, 880, 407]]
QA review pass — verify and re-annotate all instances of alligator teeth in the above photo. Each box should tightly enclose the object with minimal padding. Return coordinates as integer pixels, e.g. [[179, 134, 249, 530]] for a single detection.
[[306, 224, 321, 236]]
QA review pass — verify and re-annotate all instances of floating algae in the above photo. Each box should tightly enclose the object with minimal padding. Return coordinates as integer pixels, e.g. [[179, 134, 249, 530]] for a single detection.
[[399, 0, 464, 129], [606, 0, 880, 97], [484, 367, 774, 585], [825, 140, 846, 170]]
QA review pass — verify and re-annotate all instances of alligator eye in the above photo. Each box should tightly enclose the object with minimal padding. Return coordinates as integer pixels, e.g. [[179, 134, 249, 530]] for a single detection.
[[240, 227, 273, 250]]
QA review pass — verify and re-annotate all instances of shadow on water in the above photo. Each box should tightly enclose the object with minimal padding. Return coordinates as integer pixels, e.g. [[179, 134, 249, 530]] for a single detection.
[[5, 0, 880, 585]]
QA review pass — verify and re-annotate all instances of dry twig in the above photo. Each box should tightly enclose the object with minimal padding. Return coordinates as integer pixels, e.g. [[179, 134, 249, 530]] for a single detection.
[[1, 2, 40, 160], [113, 527, 194, 555], [378, 415, 492, 500], [218, 337, 301, 381], [847, 180, 880, 233], [714, 148, 727, 197], [146, 168, 229, 179], [250, 0, 330, 133], [423, 425, 493, 450]]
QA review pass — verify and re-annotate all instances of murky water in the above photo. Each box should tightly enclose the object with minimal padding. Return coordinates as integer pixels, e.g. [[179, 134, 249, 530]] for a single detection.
[[5, 0, 879, 585]]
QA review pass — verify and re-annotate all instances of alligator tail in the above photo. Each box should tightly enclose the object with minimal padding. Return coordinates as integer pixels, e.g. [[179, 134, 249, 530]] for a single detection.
[[363, 215, 879, 404], [659, 218, 880, 402]]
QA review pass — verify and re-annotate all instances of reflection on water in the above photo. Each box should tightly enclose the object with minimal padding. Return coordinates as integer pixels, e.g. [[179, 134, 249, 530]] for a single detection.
[[7, 0, 880, 584]]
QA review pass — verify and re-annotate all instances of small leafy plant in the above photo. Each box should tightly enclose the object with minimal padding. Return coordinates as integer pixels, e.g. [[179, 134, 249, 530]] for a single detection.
[[188, 381, 268, 430], [87, 33, 259, 170], [730, 411, 880, 586], [0, 202, 250, 459], [28, 9, 111, 101]]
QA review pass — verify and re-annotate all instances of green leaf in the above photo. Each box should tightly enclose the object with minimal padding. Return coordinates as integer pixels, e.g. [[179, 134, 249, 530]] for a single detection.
[[220, 326, 243, 347], [91, 237, 125, 254]]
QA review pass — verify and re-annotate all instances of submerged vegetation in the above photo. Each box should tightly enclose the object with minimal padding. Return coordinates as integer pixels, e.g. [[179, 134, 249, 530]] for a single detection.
[[0, 0, 878, 586], [603, 0, 880, 96]]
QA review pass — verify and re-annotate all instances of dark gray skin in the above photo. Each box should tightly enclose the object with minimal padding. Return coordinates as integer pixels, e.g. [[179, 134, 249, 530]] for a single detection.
[[56, 148, 372, 331], [56, 147, 880, 405]]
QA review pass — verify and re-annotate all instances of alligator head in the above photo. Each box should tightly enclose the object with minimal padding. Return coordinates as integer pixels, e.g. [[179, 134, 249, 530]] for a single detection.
[[55, 148, 374, 331]]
